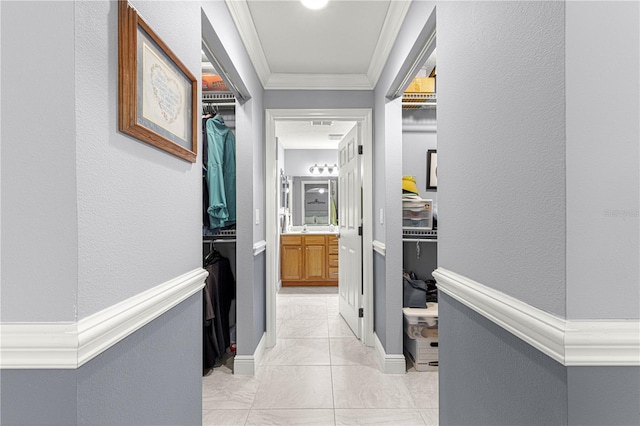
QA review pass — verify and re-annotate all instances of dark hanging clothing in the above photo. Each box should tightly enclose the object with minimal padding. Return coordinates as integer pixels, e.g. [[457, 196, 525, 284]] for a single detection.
[[202, 252, 236, 370]]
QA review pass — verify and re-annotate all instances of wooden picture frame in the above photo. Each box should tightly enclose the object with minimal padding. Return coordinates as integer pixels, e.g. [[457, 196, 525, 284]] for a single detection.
[[426, 149, 437, 190], [118, 0, 197, 162]]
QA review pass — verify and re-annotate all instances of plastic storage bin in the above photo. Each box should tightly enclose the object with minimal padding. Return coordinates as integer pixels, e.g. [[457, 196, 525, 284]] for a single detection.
[[403, 305, 439, 339], [403, 304, 439, 371], [402, 199, 433, 230]]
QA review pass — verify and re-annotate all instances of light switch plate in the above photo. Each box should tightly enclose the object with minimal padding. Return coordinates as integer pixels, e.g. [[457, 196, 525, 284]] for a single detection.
[[255, 209, 260, 225]]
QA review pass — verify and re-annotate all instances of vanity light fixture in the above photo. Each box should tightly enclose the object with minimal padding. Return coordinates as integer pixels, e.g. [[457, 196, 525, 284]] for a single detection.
[[309, 163, 338, 175], [301, 0, 329, 10]]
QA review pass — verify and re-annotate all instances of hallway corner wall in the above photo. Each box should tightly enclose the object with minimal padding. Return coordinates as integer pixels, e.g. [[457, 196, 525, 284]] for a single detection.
[[565, 0, 639, 320], [202, 0, 267, 357], [2, 1, 205, 424], [372, 0, 436, 355]]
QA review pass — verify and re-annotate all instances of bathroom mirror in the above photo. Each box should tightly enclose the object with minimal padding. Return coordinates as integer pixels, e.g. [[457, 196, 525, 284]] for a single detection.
[[302, 181, 330, 225]]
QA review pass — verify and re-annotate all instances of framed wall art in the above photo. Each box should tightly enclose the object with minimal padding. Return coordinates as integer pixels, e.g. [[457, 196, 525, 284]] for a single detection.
[[426, 149, 437, 190], [118, 0, 197, 162]]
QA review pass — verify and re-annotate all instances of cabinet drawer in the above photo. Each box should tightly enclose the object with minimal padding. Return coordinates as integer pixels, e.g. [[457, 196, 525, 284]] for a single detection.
[[328, 244, 339, 254], [328, 236, 339, 245], [304, 235, 326, 245], [281, 235, 303, 245], [328, 267, 339, 279], [328, 254, 339, 267]]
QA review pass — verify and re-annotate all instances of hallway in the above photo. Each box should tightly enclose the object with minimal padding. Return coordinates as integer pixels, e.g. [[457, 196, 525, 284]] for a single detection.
[[202, 288, 439, 425]]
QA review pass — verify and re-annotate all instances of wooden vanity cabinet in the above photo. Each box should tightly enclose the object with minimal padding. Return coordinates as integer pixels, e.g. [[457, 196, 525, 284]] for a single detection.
[[281, 234, 338, 286]]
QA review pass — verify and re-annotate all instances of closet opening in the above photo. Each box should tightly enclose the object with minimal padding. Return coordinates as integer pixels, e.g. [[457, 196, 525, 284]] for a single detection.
[[200, 43, 238, 375], [394, 15, 439, 373]]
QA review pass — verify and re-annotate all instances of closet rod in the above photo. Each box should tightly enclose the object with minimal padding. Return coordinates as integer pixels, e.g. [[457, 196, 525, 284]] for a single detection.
[[402, 238, 437, 243], [203, 238, 237, 243]]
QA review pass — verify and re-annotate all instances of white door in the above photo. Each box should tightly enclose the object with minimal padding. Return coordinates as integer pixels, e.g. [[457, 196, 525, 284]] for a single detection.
[[338, 124, 362, 339]]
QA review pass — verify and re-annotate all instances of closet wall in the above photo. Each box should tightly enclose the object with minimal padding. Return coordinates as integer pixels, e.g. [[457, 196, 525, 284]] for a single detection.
[[402, 108, 437, 282]]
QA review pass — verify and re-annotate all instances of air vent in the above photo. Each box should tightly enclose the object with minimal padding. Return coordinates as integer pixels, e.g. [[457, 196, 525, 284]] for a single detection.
[[311, 120, 333, 126], [328, 134, 343, 141]]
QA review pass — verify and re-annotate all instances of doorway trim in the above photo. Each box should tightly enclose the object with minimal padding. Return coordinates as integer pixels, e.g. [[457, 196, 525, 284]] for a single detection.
[[265, 109, 374, 348]]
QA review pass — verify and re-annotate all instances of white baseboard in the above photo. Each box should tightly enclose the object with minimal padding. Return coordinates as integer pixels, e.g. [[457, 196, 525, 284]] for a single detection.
[[433, 267, 640, 367], [234, 332, 266, 375], [1, 268, 208, 369], [374, 332, 406, 374]]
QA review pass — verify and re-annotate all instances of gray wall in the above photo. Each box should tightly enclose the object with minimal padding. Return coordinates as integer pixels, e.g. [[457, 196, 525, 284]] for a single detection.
[[202, 0, 267, 355], [436, 1, 640, 425], [372, 0, 436, 355], [77, 294, 202, 426], [402, 108, 438, 210], [1, 0, 78, 323], [439, 293, 568, 426], [437, 0, 566, 316], [284, 149, 338, 178], [567, 367, 640, 426], [565, 0, 639, 320], [264, 90, 373, 110], [1, 1, 205, 423], [373, 251, 387, 348]]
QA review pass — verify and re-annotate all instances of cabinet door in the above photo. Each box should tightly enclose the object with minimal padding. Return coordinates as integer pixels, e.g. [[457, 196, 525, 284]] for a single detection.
[[282, 245, 303, 281], [305, 244, 326, 280]]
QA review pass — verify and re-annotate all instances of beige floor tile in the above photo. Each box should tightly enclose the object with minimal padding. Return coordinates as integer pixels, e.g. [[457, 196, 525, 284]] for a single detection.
[[403, 371, 439, 409], [202, 409, 249, 426], [328, 318, 356, 338], [279, 286, 338, 295], [277, 317, 329, 338], [329, 338, 378, 368], [419, 409, 439, 425], [331, 365, 415, 409], [262, 338, 331, 366], [277, 298, 328, 319], [246, 409, 335, 425], [252, 366, 334, 409], [202, 369, 259, 410], [335, 409, 426, 425]]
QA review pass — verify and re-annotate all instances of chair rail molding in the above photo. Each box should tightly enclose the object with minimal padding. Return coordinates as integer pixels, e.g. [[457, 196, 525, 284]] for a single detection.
[[1, 268, 208, 369], [433, 267, 640, 367]]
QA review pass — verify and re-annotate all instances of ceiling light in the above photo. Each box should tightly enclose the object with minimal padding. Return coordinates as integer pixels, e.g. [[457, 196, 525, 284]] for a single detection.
[[301, 0, 329, 10]]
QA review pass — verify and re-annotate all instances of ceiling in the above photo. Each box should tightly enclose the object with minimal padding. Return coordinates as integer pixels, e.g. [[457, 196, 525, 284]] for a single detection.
[[276, 120, 357, 150], [205, 1, 415, 149], [225, 0, 411, 90]]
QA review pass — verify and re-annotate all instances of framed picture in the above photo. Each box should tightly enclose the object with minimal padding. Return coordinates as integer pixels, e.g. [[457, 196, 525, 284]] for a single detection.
[[118, 0, 197, 162], [426, 149, 437, 190]]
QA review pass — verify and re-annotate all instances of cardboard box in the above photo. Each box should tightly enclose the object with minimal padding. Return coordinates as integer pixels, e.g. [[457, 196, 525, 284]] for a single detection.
[[405, 77, 435, 93]]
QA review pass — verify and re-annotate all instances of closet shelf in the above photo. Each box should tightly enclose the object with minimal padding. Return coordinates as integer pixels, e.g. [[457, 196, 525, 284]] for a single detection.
[[203, 92, 236, 109], [403, 228, 437, 241], [203, 229, 236, 243], [402, 93, 437, 109]]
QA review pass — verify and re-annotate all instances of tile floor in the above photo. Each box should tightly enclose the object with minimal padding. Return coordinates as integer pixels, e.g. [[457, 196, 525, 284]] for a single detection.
[[202, 287, 439, 425]]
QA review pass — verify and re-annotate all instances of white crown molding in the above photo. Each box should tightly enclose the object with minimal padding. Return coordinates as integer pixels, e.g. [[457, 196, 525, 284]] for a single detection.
[[373, 240, 386, 256], [234, 332, 266, 375], [1, 268, 208, 369], [265, 73, 374, 91], [433, 268, 640, 367], [253, 240, 267, 256], [225, 0, 271, 88], [374, 332, 406, 374], [366, 0, 412, 87]]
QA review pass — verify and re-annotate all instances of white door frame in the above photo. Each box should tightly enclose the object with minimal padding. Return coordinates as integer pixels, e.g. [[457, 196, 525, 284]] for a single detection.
[[265, 108, 374, 348]]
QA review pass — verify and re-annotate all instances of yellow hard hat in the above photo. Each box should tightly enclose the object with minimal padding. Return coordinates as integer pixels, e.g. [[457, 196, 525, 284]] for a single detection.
[[402, 176, 419, 195]]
